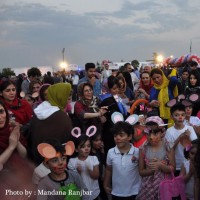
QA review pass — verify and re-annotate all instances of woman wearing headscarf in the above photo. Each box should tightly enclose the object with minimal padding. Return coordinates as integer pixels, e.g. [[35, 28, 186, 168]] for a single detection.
[[135, 71, 154, 100], [0, 100, 35, 198], [29, 83, 74, 165], [149, 68, 178, 125], [0, 80, 33, 125], [74, 82, 107, 133]]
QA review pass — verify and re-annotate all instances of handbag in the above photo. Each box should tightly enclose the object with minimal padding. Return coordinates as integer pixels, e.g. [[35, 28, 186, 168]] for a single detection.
[[159, 171, 186, 200]]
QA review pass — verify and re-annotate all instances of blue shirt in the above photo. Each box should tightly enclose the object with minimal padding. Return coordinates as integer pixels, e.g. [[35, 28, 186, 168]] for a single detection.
[[78, 76, 102, 97]]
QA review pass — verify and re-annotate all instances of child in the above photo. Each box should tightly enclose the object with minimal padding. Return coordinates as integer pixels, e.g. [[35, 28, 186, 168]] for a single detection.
[[133, 114, 147, 148], [180, 140, 198, 200], [37, 140, 89, 200], [99, 75, 128, 153], [165, 103, 197, 176], [68, 126, 100, 200], [90, 132, 108, 200], [103, 112, 141, 200], [136, 116, 175, 200]]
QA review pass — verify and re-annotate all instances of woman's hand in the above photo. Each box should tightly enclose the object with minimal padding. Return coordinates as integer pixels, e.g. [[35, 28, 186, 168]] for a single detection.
[[99, 106, 108, 116], [99, 116, 107, 123], [149, 100, 160, 107], [8, 125, 20, 151], [138, 88, 145, 94]]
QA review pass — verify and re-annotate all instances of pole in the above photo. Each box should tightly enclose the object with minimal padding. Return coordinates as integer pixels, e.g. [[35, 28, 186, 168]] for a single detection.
[[62, 48, 65, 62], [190, 40, 192, 54]]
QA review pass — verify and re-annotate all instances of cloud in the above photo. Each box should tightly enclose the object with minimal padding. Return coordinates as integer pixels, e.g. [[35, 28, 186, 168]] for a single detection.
[[0, 0, 200, 71]]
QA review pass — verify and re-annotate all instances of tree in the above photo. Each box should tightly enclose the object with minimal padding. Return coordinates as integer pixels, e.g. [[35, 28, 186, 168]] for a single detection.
[[1, 68, 15, 77]]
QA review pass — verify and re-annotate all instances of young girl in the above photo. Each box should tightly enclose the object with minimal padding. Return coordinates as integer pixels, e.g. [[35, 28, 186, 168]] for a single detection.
[[180, 140, 198, 200], [90, 133, 108, 200], [68, 126, 100, 200], [136, 116, 175, 200]]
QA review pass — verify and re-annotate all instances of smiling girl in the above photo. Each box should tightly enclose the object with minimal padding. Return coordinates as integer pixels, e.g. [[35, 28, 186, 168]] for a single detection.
[[68, 128, 100, 200]]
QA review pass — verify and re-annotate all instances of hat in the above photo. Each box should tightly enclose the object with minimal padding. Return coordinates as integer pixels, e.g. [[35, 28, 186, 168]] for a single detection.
[[145, 116, 166, 127]]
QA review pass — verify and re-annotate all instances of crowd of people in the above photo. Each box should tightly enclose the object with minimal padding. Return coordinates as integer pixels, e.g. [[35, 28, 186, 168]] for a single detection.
[[0, 60, 200, 200]]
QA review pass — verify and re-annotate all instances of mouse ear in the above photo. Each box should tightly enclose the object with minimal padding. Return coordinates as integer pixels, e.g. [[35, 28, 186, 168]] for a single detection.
[[125, 114, 139, 125], [166, 99, 177, 107], [64, 141, 75, 156], [86, 126, 97, 137], [111, 112, 124, 124], [37, 143, 57, 159], [189, 93, 200, 102], [71, 127, 81, 138], [182, 100, 192, 107]]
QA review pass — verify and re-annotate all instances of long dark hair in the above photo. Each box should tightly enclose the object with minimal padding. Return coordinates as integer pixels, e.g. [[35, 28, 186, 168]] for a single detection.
[[188, 70, 200, 88], [0, 100, 9, 129], [0, 80, 16, 94]]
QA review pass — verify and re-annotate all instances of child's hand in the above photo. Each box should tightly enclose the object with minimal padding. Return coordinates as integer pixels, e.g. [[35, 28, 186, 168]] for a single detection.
[[104, 186, 112, 194], [76, 164, 82, 174], [148, 158, 161, 171], [179, 129, 191, 147]]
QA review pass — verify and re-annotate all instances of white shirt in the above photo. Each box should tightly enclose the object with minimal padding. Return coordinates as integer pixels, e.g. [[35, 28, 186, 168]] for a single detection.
[[106, 144, 141, 197], [68, 156, 100, 199], [165, 125, 197, 170], [184, 116, 200, 126], [32, 163, 51, 185]]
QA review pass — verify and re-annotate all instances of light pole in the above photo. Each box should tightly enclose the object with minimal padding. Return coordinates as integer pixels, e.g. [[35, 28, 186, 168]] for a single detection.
[[60, 48, 67, 71], [62, 48, 65, 62]]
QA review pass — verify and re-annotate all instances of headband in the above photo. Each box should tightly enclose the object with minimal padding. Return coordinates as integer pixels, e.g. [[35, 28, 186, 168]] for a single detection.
[[71, 125, 97, 138], [37, 141, 75, 161], [111, 112, 139, 125]]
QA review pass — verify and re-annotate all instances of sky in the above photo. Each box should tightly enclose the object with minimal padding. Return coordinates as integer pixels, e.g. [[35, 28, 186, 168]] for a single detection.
[[1, 0, 200, 74]]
